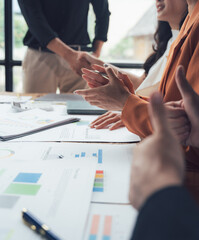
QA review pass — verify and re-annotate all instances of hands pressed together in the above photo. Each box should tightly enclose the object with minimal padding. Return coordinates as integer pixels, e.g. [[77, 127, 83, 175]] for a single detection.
[[75, 65, 133, 111]]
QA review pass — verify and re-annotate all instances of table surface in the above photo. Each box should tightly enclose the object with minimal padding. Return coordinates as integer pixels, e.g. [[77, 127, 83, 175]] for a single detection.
[[2, 91, 199, 204]]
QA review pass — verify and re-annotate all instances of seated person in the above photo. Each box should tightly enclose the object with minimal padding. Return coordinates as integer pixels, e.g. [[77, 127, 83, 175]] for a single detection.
[[80, 0, 188, 130], [129, 67, 199, 239], [75, 0, 199, 168]]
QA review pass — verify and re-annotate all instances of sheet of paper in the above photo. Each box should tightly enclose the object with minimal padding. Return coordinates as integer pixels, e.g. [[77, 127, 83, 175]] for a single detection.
[[0, 109, 78, 140], [0, 142, 135, 203], [0, 95, 31, 103], [0, 159, 96, 240], [13, 115, 140, 143], [84, 203, 138, 240]]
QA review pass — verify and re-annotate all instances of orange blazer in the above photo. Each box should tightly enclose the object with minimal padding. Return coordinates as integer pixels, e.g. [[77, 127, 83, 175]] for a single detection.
[[121, 1, 199, 167]]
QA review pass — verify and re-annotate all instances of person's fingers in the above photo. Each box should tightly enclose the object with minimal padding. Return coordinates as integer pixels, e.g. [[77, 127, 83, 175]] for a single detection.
[[165, 100, 183, 109], [82, 75, 104, 87], [109, 120, 124, 130], [90, 113, 110, 126], [149, 92, 169, 133], [166, 106, 186, 118], [90, 115, 111, 127], [172, 124, 190, 135], [105, 67, 121, 84], [168, 116, 190, 128], [90, 112, 118, 127], [74, 88, 98, 96], [175, 65, 194, 99], [118, 72, 134, 93], [94, 115, 121, 129], [91, 64, 106, 73], [82, 68, 107, 84]]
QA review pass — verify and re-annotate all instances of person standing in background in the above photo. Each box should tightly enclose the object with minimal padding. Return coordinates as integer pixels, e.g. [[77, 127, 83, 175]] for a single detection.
[[18, 0, 110, 93]]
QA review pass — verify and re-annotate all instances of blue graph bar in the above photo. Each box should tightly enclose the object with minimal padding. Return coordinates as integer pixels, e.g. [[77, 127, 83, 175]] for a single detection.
[[89, 235, 97, 240], [92, 153, 97, 157], [93, 187, 104, 192], [81, 152, 86, 157], [75, 154, 79, 158], [98, 149, 102, 164], [14, 173, 42, 183], [102, 236, 111, 240]]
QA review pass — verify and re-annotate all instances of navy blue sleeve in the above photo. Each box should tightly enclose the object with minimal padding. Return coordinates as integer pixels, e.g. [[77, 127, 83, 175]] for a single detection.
[[17, 0, 58, 47], [131, 186, 199, 240], [91, 0, 111, 42]]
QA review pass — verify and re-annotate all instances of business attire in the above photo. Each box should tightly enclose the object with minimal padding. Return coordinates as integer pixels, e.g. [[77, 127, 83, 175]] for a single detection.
[[131, 186, 199, 240], [18, 0, 110, 93], [136, 30, 179, 97], [121, 1, 199, 167]]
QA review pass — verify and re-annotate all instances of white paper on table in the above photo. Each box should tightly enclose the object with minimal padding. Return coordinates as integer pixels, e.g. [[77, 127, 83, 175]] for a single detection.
[[0, 95, 31, 103], [0, 109, 79, 141], [0, 142, 135, 203], [84, 203, 138, 240], [0, 159, 96, 240], [13, 115, 140, 143]]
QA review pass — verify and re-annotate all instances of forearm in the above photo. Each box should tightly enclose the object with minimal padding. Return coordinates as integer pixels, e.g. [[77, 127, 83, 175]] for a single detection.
[[121, 94, 152, 138], [47, 38, 75, 61], [18, 0, 57, 47], [92, 40, 104, 57], [131, 186, 199, 240]]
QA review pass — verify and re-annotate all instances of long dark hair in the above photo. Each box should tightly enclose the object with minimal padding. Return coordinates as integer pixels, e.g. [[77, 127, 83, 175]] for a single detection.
[[143, 12, 188, 74]]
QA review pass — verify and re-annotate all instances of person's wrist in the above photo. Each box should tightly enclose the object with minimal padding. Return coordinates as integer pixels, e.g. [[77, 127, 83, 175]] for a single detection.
[[62, 47, 76, 62], [120, 91, 131, 109]]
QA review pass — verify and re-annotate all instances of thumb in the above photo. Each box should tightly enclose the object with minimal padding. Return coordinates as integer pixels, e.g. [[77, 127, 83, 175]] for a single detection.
[[149, 92, 169, 134], [105, 67, 121, 84], [175, 65, 194, 99]]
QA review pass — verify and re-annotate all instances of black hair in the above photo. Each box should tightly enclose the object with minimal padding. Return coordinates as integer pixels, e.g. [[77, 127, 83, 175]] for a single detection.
[[143, 10, 188, 74]]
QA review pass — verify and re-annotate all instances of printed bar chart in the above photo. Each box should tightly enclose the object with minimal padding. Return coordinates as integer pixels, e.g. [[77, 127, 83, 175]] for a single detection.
[[4, 172, 42, 196], [93, 170, 104, 192], [74, 149, 103, 164], [89, 215, 100, 240], [103, 216, 112, 240], [88, 215, 113, 240]]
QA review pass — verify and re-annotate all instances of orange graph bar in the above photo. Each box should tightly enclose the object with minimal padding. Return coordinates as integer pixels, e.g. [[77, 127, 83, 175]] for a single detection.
[[90, 215, 100, 235], [103, 216, 112, 236]]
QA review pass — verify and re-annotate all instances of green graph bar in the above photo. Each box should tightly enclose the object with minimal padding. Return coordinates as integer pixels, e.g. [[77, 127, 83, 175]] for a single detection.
[[94, 182, 103, 188], [4, 183, 41, 196]]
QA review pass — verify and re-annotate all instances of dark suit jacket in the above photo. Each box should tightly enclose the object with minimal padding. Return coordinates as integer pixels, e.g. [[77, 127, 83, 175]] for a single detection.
[[131, 186, 199, 240]]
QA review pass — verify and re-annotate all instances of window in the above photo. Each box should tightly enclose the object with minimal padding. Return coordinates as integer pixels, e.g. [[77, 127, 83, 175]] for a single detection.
[[2, 0, 156, 92], [0, 0, 4, 60]]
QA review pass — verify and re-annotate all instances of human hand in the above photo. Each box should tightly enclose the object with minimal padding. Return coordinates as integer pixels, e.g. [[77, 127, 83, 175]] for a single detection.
[[175, 66, 199, 148], [82, 65, 109, 88], [82, 64, 135, 93], [68, 51, 103, 76], [165, 100, 190, 145], [129, 92, 184, 210], [90, 111, 124, 130], [74, 67, 132, 111]]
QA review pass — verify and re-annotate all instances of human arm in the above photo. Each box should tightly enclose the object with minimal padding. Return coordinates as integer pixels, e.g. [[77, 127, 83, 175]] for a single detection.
[[91, 0, 110, 57], [82, 64, 145, 90], [167, 66, 199, 148], [90, 111, 124, 130], [75, 67, 132, 110], [131, 186, 199, 240], [18, 0, 104, 76], [129, 92, 199, 240]]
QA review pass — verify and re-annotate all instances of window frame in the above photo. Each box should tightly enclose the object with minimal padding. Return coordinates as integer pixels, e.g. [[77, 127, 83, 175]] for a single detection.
[[0, 0, 143, 92]]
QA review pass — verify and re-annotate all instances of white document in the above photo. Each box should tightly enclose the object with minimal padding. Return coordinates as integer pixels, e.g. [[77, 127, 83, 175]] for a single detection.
[[0, 109, 79, 141], [13, 115, 140, 143], [0, 160, 96, 240], [0, 142, 135, 203], [84, 203, 138, 240], [0, 95, 31, 103]]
